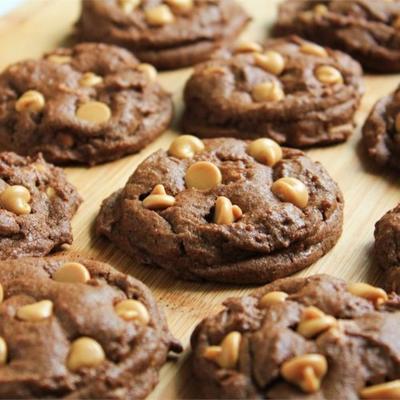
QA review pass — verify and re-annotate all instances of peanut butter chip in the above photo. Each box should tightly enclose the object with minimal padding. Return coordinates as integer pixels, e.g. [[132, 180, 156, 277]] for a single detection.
[[79, 72, 103, 87], [300, 42, 328, 57], [53, 262, 91, 284], [46, 187, 56, 199], [0, 283, 3, 303], [314, 4, 328, 15], [259, 291, 288, 307], [347, 282, 388, 306], [360, 380, 400, 399], [137, 63, 158, 81], [254, 51, 285, 75], [168, 135, 205, 159], [115, 299, 150, 325], [214, 196, 242, 224], [0, 337, 7, 365], [47, 54, 72, 64], [118, 0, 141, 13], [17, 300, 53, 321], [165, 0, 193, 12], [252, 81, 285, 102], [281, 354, 328, 393], [67, 337, 105, 371], [0, 185, 31, 215], [76, 101, 111, 124], [203, 331, 241, 369], [272, 177, 309, 209], [297, 306, 337, 338], [247, 138, 283, 167], [395, 113, 400, 133], [142, 184, 175, 210], [145, 5, 174, 26], [315, 65, 343, 85], [15, 90, 45, 113], [234, 41, 263, 53], [185, 161, 222, 191]]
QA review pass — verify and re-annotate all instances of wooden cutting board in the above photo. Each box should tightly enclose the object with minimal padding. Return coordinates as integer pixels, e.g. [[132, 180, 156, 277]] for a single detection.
[[0, 0, 400, 398]]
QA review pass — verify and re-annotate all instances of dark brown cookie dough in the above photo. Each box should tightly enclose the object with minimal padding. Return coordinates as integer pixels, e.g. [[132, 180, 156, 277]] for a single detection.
[[375, 204, 400, 293], [0, 43, 173, 165], [96, 137, 343, 284], [0, 254, 182, 399], [0, 152, 81, 260], [181, 36, 363, 147], [76, 0, 250, 70], [362, 86, 400, 170], [191, 274, 400, 399], [273, 0, 400, 73]]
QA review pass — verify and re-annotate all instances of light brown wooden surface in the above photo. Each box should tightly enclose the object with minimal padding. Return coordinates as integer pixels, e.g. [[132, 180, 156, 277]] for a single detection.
[[1, 1, 400, 398]]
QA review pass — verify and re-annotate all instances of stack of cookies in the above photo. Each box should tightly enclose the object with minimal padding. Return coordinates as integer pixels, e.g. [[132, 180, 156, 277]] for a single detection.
[[0, 0, 400, 399]]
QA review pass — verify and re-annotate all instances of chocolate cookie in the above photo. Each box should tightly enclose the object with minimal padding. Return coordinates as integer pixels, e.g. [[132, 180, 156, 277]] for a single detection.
[[0, 255, 182, 399], [273, 0, 400, 73], [191, 274, 400, 399], [76, 0, 250, 70], [0, 43, 172, 165], [0, 152, 81, 260], [96, 136, 343, 284], [362, 86, 400, 169], [181, 36, 363, 147], [375, 204, 400, 293]]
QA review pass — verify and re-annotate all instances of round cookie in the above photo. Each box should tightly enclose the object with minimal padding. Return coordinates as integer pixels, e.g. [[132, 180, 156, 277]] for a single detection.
[[96, 136, 344, 284], [0, 152, 81, 260], [0, 255, 182, 399], [273, 0, 400, 73], [76, 0, 250, 70], [362, 86, 400, 169], [181, 36, 363, 147], [375, 204, 400, 293], [0, 43, 172, 165], [191, 274, 400, 399]]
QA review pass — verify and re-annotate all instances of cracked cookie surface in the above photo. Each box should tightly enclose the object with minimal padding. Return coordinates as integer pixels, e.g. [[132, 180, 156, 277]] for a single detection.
[[96, 137, 343, 283], [0, 43, 172, 165], [182, 36, 363, 147], [0, 254, 182, 399], [191, 274, 400, 399]]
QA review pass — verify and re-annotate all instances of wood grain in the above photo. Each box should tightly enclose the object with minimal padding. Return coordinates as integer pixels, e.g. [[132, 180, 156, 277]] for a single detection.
[[0, 1, 400, 398]]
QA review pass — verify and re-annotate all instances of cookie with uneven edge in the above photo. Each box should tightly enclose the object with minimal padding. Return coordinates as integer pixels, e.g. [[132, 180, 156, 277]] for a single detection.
[[190, 274, 400, 399], [273, 0, 400, 73], [0, 152, 81, 260], [76, 0, 250, 70], [362, 86, 400, 170], [375, 204, 400, 293], [0, 42, 172, 165], [181, 36, 363, 147], [0, 255, 182, 399], [96, 137, 343, 284]]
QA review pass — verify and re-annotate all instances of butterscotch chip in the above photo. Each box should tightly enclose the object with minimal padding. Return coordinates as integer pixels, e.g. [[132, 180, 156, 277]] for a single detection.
[[300, 42, 328, 57], [67, 337, 105, 371], [360, 380, 400, 399], [235, 41, 263, 53], [46, 187, 56, 200], [53, 262, 91, 283], [168, 135, 205, 159], [0, 337, 7, 365], [0, 185, 31, 215], [347, 282, 388, 306], [247, 138, 282, 167], [15, 90, 45, 113], [79, 72, 103, 87], [142, 184, 175, 210], [115, 299, 150, 325], [76, 101, 111, 124], [185, 161, 222, 191], [165, 0, 193, 12], [0, 283, 3, 303], [271, 177, 309, 208], [315, 65, 343, 85], [145, 5, 175, 26], [252, 81, 285, 102], [214, 196, 242, 225], [259, 291, 288, 307], [47, 54, 71, 64], [17, 300, 53, 321], [314, 4, 328, 16], [254, 50, 285, 75], [118, 0, 141, 13], [204, 331, 241, 369], [137, 63, 158, 81], [297, 314, 337, 338], [394, 16, 400, 29]]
